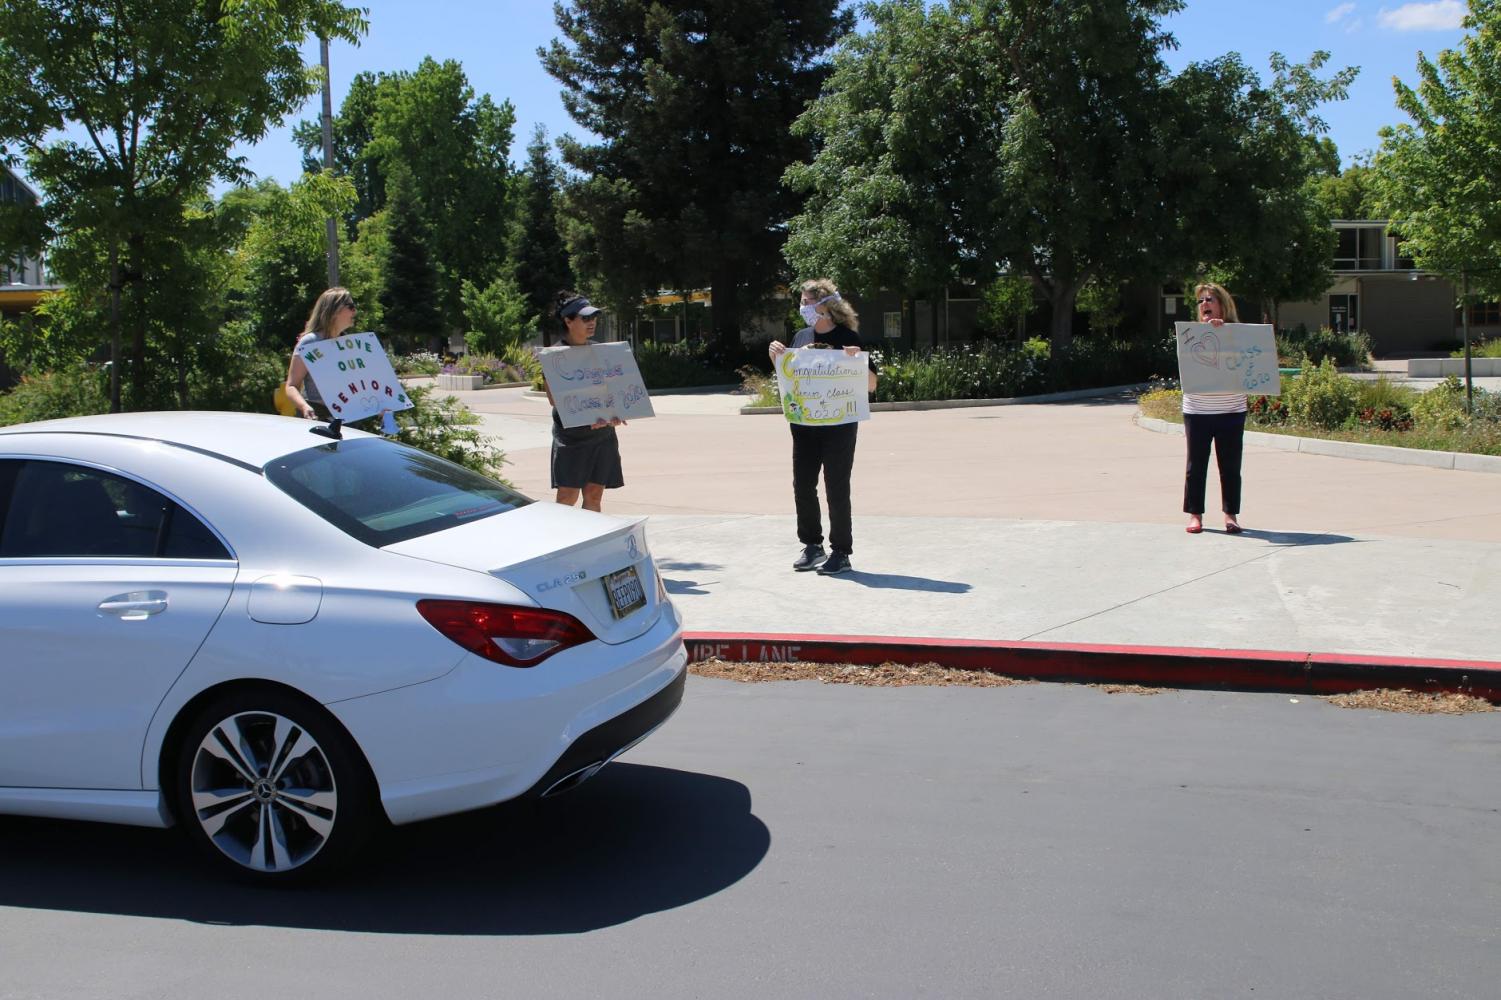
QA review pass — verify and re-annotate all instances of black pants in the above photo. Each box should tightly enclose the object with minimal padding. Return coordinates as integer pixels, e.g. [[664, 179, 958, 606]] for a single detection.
[[791, 423, 858, 554], [1183, 411, 1246, 515]]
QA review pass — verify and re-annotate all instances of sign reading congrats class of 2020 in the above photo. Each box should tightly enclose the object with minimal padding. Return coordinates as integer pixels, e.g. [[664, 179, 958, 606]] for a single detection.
[[540, 341, 656, 429], [776, 348, 871, 426], [298, 332, 414, 422], [1174, 322, 1281, 396]]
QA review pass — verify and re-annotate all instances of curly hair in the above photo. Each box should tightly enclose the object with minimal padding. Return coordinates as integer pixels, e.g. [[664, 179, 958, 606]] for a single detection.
[[801, 278, 859, 331]]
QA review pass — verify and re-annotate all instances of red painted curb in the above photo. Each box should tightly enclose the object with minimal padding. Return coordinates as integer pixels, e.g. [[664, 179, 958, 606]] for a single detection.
[[683, 631, 1501, 699]]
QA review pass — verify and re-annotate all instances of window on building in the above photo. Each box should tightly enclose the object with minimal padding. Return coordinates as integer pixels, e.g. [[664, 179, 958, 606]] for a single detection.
[[1467, 302, 1501, 326], [1333, 227, 1385, 270]]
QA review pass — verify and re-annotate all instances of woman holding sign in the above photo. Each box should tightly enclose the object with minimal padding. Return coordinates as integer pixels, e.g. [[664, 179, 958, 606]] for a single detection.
[[1182, 282, 1245, 535], [283, 287, 358, 420], [546, 291, 625, 512], [768, 279, 879, 576]]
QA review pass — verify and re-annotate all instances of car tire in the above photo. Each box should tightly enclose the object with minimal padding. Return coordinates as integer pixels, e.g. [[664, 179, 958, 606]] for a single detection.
[[173, 688, 379, 884]]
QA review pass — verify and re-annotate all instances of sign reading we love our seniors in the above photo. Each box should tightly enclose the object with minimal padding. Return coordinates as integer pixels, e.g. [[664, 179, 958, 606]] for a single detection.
[[539, 341, 656, 429], [298, 332, 414, 422], [1174, 322, 1281, 395], [775, 348, 871, 426]]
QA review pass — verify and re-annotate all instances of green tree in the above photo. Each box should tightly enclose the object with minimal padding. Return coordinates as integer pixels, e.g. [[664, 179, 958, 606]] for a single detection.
[[789, 0, 1191, 351], [1184, 53, 1355, 323], [1312, 161, 1378, 220], [510, 125, 574, 345], [0, 0, 366, 410], [296, 58, 517, 333], [378, 167, 443, 353], [542, 0, 853, 354], [462, 274, 537, 356], [1370, 0, 1501, 302], [229, 174, 357, 351], [976, 275, 1034, 339]]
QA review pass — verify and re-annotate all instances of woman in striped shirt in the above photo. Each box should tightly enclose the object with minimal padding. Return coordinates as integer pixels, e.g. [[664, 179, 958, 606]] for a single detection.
[[1182, 282, 1245, 535]]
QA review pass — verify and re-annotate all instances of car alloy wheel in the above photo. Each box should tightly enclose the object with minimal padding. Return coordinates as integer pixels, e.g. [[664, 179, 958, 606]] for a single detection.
[[176, 690, 375, 881]]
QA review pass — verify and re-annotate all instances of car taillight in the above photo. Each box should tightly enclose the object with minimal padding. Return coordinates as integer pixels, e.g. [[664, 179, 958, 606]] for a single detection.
[[416, 600, 596, 667]]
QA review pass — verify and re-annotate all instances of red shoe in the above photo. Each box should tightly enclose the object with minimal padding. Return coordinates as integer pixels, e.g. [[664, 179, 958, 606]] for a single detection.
[[1186, 517, 1203, 534]]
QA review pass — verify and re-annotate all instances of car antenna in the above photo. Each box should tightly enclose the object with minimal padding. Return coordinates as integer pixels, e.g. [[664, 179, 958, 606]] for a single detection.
[[310, 417, 343, 441]]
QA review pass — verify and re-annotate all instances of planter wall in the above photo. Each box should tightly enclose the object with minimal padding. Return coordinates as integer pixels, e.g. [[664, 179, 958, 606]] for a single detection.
[[436, 373, 484, 390], [1408, 358, 1501, 377]]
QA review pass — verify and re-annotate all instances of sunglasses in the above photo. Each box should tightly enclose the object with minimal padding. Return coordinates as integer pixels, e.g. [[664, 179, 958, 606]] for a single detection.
[[1196, 296, 1216, 305]]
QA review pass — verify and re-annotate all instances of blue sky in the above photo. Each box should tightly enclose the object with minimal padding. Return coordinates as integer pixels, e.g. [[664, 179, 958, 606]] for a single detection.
[[27, 0, 1479, 190]]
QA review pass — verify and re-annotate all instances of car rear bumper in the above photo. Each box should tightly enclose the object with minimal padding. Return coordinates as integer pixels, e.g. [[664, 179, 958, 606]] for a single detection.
[[331, 607, 687, 825], [523, 664, 685, 799]]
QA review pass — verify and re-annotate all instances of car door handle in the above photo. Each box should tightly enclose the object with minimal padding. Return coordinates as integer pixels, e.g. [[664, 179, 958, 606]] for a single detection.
[[98, 590, 169, 620]]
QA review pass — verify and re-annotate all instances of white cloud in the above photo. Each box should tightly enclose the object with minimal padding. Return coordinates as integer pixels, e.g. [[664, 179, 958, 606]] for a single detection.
[[1377, 1, 1466, 30], [1346, 16, 1366, 32], [1326, 2, 1357, 23]]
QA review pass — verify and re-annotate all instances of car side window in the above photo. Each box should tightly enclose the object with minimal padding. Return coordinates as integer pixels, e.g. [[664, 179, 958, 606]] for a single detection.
[[0, 460, 230, 560]]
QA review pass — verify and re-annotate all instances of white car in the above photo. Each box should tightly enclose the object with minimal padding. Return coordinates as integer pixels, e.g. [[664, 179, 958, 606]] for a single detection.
[[0, 411, 686, 882]]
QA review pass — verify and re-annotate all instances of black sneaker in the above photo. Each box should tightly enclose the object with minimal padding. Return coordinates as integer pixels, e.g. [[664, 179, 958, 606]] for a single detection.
[[817, 552, 852, 575], [792, 544, 827, 572]]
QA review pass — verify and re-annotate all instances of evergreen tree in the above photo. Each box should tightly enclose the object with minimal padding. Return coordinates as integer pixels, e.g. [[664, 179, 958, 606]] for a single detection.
[[541, 0, 852, 354], [510, 126, 575, 346], [378, 168, 444, 354]]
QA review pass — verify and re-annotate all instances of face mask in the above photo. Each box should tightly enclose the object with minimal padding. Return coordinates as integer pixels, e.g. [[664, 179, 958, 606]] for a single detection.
[[799, 303, 821, 326]]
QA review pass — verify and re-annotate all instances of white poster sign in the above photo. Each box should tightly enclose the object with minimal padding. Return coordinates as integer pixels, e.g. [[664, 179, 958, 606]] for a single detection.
[[539, 341, 656, 428], [298, 332, 414, 423], [775, 348, 871, 426], [1174, 322, 1281, 395]]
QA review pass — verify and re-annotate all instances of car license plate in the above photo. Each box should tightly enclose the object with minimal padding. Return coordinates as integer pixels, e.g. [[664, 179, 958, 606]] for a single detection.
[[604, 565, 646, 619]]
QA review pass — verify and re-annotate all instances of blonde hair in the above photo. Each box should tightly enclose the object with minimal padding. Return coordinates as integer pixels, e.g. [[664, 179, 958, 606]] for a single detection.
[[1194, 282, 1240, 323], [801, 278, 859, 332], [303, 287, 356, 339]]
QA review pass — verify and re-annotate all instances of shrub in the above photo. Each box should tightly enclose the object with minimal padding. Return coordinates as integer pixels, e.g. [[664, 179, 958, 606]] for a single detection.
[[633, 340, 739, 389], [1136, 387, 1182, 421], [503, 343, 545, 391], [189, 349, 289, 414], [0, 362, 110, 426], [1247, 394, 1289, 425], [1451, 337, 1501, 359], [1284, 356, 1360, 429], [451, 353, 523, 384], [461, 274, 536, 357], [1276, 324, 1371, 369], [737, 365, 779, 407], [1410, 375, 1500, 429], [395, 351, 443, 376], [393, 384, 509, 481]]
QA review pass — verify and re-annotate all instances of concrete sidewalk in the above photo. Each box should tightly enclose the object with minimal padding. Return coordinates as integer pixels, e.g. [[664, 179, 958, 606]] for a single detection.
[[447, 384, 1501, 674]]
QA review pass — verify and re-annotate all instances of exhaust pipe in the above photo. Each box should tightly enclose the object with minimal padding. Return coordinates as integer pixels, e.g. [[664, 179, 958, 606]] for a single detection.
[[540, 760, 607, 798]]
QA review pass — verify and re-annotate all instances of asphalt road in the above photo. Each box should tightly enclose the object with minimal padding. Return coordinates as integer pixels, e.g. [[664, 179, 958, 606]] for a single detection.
[[3, 677, 1497, 1000]]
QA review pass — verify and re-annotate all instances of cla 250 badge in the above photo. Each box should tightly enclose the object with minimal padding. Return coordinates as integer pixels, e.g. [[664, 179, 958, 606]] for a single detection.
[[537, 570, 587, 593]]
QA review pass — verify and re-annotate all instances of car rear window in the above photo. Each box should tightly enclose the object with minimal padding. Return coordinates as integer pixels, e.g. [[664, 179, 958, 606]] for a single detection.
[[265, 438, 530, 546]]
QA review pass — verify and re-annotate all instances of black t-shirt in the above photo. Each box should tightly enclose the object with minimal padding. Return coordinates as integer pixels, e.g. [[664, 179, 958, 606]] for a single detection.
[[792, 323, 879, 374]]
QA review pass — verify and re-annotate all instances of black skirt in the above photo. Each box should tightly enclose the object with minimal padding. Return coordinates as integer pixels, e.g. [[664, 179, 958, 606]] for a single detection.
[[550, 412, 624, 489]]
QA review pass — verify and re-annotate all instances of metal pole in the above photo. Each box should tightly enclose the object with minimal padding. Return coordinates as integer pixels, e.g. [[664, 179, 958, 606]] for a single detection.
[[1462, 270, 1473, 414], [320, 36, 340, 288]]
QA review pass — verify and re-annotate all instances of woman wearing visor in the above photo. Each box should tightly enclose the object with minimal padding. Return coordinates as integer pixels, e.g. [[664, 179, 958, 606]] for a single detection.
[[546, 291, 626, 512], [767, 278, 879, 575]]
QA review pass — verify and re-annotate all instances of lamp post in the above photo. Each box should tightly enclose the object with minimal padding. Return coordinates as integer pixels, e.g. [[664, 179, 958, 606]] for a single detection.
[[1461, 269, 1473, 414], [320, 36, 340, 287]]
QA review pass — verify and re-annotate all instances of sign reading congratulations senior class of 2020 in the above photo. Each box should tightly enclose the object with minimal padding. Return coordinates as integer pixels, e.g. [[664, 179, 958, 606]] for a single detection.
[[1174, 322, 1281, 396], [776, 348, 871, 426], [539, 341, 656, 429], [298, 332, 413, 425]]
